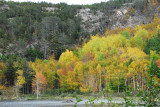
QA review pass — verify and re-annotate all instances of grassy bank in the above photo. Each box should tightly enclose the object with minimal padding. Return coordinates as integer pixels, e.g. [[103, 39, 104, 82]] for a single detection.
[[0, 92, 125, 101]]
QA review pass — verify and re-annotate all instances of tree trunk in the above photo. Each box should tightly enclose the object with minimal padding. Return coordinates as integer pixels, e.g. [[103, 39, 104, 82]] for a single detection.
[[133, 76, 136, 92], [27, 84, 29, 94], [118, 77, 120, 93], [24, 84, 27, 93], [16, 86, 18, 98], [139, 74, 141, 89], [23, 85, 24, 95], [142, 78, 143, 90], [99, 71, 102, 92], [44, 45, 47, 59], [36, 77, 39, 99], [125, 78, 127, 91]]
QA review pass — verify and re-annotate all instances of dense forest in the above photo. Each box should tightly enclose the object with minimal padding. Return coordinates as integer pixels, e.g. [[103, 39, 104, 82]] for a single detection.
[[0, 0, 160, 106]]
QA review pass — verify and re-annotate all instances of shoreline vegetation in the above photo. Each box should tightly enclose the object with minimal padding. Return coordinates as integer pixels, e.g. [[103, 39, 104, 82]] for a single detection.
[[0, 92, 125, 101]]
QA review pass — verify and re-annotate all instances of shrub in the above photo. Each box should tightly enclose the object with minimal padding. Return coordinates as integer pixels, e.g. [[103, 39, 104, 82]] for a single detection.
[[122, 31, 130, 39], [129, 8, 135, 16], [44, 89, 61, 95]]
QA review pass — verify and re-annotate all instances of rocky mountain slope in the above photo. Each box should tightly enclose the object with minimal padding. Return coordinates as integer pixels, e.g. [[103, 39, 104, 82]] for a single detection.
[[0, 0, 160, 59], [74, 0, 160, 33]]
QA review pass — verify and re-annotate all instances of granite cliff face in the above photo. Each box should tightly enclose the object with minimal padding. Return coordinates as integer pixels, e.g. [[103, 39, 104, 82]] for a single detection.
[[76, 8, 104, 33], [74, 1, 160, 33]]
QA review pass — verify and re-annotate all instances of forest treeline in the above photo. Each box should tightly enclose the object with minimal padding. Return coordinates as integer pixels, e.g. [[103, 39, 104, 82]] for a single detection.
[[0, 14, 160, 98]]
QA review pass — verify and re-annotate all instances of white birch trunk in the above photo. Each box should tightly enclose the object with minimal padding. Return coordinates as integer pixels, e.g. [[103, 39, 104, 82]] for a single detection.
[[99, 70, 102, 92], [133, 76, 136, 92], [36, 76, 39, 99]]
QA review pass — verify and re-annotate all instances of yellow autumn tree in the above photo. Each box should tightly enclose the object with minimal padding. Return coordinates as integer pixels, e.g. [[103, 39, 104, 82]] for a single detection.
[[57, 49, 79, 92], [15, 70, 26, 97], [29, 59, 47, 99], [0, 62, 6, 89]]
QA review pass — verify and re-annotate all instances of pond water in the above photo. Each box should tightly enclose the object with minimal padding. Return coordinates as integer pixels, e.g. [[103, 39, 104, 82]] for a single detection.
[[0, 99, 123, 107], [0, 100, 74, 107]]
